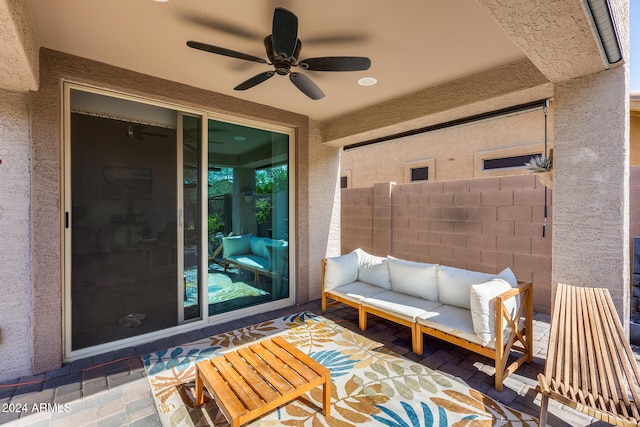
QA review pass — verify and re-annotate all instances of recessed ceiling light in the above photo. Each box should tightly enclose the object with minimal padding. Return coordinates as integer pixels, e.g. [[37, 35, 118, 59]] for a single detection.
[[358, 77, 378, 86], [153, 0, 169, 2], [234, 136, 246, 141]]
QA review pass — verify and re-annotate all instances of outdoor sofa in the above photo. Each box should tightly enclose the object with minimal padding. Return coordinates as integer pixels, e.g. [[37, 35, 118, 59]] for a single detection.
[[222, 234, 288, 284], [321, 248, 533, 390]]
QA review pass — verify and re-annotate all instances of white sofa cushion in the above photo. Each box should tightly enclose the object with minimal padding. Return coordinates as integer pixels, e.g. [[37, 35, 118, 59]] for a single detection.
[[355, 249, 391, 290], [226, 254, 269, 272], [323, 251, 359, 291], [437, 266, 517, 309], [417, 305, 481, 345], [387, 258, 439, 301], [362, 291, 443, 322], [418, 304, 515, 349], [470, 278, 517, 345], [326, 281, 387, 304]]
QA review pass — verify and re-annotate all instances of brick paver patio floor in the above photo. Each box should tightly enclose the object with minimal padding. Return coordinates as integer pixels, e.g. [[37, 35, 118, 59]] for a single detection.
[[2, 300, 635, 426]]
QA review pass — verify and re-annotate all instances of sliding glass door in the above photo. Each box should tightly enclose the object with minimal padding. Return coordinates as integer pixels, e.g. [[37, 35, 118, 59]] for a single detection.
[[66, 88, 194, 351], [64, 84, 293, 358], [205, 120, 290, 316]]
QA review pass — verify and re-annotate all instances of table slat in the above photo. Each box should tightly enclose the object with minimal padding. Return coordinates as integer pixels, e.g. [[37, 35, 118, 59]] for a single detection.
[[212, 355, 264, 411], [224, 351, 280, 404], [249, 342, 307, 388], [237, 346, 295, 395]]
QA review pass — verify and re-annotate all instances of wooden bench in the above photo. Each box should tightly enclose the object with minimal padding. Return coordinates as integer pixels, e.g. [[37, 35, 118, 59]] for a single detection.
[[537, 283, 640, 427], [195, 336, 331, 426]]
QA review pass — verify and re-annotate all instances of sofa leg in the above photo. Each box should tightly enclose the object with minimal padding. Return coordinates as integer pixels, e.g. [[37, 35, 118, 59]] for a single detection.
[[495, 366, 504, 391], [321, 295, 327, 313], [359, 309, 367, 331], [412, 326, 423, 356]]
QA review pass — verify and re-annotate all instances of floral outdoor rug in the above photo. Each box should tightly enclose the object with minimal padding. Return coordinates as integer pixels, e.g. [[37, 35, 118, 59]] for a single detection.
[[142, 311, 537, 426]]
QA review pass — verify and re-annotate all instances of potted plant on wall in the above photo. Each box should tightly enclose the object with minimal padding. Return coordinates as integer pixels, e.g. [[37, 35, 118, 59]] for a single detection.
[[525, 151, 553, 188]]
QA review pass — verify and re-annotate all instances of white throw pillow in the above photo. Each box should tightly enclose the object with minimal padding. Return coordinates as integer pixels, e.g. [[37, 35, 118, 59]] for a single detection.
[[496, 267, 517, 287], [323, 251, 359, 291], [355, 248, 391, 290], [250, 236, 266, 258], [223, 234, 252, 258], [437, 266, 517, 309], [470, 278, 518, 345], [387, 258, 439, 301], [265, 239, 288, 269], [437, 266, 496, 309]]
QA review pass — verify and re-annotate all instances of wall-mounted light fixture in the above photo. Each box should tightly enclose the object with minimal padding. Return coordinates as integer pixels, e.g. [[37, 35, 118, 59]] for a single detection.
[[583, 0, 623, 65]]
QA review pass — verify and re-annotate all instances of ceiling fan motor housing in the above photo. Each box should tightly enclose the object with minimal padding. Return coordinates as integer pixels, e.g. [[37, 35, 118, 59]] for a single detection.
[[265, 35, 301, 75]]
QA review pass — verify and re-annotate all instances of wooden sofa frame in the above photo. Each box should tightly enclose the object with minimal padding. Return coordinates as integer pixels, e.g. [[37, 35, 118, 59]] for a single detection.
[[223, 257, 274, 285], [321, 258, 534, 391], [537, 283, 640, 427]]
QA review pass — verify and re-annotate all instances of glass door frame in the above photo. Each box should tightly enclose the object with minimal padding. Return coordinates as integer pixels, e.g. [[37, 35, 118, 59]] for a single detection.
[[61, 81, 296, 361], [203, 113, 297, 324], [176, 112, 208, 324]]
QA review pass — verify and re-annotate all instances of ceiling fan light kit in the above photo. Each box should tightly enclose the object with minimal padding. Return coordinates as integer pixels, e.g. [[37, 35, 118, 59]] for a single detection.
[[187, 7, 371, 100]]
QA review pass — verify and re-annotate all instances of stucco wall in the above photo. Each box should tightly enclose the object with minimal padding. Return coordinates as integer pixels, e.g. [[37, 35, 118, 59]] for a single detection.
[[632, 115, 640, 165], [27, 49, 327, 375], [341, 106, 554, 188], [0, 89, 33, 382], [306, 120, 342, 301], [553, 67, 630, 323]]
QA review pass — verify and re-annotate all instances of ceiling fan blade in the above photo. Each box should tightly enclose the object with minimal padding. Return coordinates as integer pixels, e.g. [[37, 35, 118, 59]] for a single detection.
[[289, 72, 324, 100], [304, 34, 370, 46], [187, 41, 267, 64], [180, 12, 262, 41], [298, 57, 371, 71], [234, 71, 275, 90], [272, 7, 298, 57]]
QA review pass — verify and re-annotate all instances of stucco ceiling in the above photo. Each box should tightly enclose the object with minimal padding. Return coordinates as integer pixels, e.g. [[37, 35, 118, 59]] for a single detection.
[[23, 0, 528, 121]]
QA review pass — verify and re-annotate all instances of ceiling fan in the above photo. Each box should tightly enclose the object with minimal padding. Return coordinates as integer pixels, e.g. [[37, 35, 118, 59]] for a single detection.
[[186, 7, 371, 100]]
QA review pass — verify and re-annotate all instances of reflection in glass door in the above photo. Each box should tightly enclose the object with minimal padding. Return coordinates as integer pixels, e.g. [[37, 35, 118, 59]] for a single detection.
[[205, 120, 290, 316], [182, 114, 203, 321]]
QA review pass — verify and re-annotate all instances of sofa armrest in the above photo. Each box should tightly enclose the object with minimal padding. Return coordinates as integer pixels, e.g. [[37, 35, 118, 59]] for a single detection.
[[495, 281, 532, 326], [496, 281, 531, 301], [494, 281, 533, 359]]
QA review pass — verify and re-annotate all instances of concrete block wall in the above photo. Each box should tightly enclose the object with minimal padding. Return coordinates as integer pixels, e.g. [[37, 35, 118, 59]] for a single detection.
[[341, 174, 553, 313], [630, 166, 640, 335]]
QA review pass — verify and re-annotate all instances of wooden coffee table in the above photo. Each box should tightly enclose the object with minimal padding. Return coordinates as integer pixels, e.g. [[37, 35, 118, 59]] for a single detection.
[[195, 336, 331, 426]]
